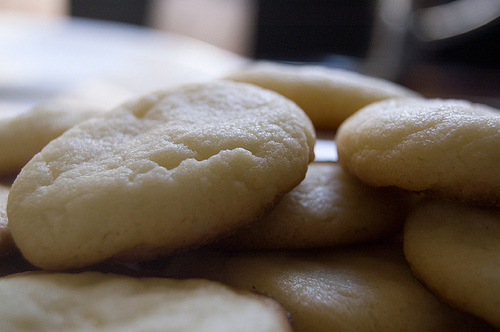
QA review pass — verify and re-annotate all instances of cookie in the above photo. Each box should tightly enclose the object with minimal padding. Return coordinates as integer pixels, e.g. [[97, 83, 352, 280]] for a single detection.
[[0, 185, 16, 257], [162, 244, 493, 332], [336, 98, 500, 207], [404, 199, 500, 329], [224, 61, 419, 129], [0, 271, 292, 331], [0, 98, 104, 176], [8, 81, 315, 270], [219, 162, 410, 249]]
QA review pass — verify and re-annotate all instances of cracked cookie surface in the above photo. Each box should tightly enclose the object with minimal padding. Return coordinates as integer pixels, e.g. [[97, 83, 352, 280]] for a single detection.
[[336, 98, 500, 207], [8, 81, 315, 270], [0, 98, 104, 177]]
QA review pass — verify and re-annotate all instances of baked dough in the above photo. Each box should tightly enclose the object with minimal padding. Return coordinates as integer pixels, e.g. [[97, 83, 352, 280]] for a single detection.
[[219, 162, 410, 249], [0, 271, 292, 332], [8, 81, 315, 270], [224, 61, 419, 129], [404, 199, 500, 329], [162, 244, 493, 332], [0, 185, 16, 257], [0, 98, 104, 176], [336, 98, 500, 207]]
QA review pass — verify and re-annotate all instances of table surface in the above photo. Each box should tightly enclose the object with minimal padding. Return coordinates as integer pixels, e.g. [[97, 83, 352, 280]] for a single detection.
[[0, 13, 249, 117], [0, 14, 336, 161]]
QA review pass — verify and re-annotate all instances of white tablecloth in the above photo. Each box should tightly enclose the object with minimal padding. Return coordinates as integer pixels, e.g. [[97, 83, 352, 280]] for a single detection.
[[0, 14, 336, 161], [0, 13, 248, 116]]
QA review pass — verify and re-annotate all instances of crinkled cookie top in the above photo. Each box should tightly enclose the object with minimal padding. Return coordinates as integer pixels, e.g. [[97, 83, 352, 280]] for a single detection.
[[8, 80, 315, 270]]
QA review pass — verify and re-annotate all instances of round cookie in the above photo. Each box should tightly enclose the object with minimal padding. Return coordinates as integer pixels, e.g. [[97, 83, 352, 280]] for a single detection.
[[224, 61, 419, 129], [0, 271, 292, 332], [404, 199, 500, 329], [8, 81, 315, 270], [0, 185, 16, 257], [0, 98, 104, 176], [219, 162, 410, 249], [162, 244, 494, 332], [336, 98, 500, 207]]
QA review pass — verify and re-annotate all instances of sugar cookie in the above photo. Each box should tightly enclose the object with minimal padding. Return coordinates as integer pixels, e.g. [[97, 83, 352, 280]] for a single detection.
[[0, 98, 104, 176], [219, 162, 410, 249], [8, 81, 315, 270], [224, 61, 419, 129], [0, 271, 292, 332], [0, 185, 16, 257], [336, 98, 500, 207], [162, 244, 493, 332], [404, 199, 500, 329]]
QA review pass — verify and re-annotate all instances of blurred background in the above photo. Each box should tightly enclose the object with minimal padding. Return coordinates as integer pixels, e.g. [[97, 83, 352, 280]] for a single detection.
[[1, 0, 499, 109]]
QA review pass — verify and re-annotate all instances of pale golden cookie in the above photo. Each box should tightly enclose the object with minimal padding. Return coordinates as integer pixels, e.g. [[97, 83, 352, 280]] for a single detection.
[[8, 81, 315, 270], [336, 98, 500, 207], [0, 98, 104, 176], [0, 271, 292, 332], [404, 199, 500, 329], [219, 162, 410, 249], [162, 244, 493, 332], [0, 185, 16, 257], [224, 61, 419, 129]]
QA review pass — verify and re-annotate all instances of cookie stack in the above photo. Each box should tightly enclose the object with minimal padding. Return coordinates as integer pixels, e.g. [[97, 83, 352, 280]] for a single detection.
[[0, 62, 498, 331], [336, 96, 500, 329]]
